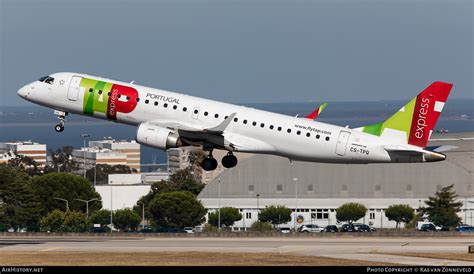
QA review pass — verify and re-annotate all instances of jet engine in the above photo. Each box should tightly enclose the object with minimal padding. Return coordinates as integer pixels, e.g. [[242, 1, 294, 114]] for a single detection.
[[136, 123, 181, 150]]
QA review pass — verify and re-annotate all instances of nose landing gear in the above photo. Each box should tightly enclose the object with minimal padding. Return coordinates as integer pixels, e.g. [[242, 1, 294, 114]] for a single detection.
[[54, 110, 67, 132]]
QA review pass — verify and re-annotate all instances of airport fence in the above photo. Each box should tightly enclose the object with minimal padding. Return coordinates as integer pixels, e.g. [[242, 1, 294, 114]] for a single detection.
[[1, 231, 474, 238]]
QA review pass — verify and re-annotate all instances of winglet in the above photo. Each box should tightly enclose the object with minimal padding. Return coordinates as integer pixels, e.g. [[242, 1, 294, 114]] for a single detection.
[[305, 103, 327, 120], [204, 112, 237, 134]]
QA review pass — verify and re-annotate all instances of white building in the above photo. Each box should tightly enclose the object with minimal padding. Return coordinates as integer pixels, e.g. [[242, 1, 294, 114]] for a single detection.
[[0, 141, 47, 168], [108, 172, 169, 185], [72, 139, 141, 173], [95, 184, 151, 210], [89, 139, 141, 172]]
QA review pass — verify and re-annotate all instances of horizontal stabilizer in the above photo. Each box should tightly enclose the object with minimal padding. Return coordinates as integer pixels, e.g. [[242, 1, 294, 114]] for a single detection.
[[425, 145, 458, 153]]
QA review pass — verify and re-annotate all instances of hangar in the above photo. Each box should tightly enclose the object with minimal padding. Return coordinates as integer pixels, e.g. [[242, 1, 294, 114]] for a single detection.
[[198, 133, 474, 230]]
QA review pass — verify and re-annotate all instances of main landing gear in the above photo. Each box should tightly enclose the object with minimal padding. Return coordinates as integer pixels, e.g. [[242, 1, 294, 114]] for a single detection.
[[54, 110, 67, 132], [200, 151, 238, 171]]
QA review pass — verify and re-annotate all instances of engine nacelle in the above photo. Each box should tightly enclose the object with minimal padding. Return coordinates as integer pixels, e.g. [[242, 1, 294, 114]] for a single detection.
[[136, 123, 181, 150]]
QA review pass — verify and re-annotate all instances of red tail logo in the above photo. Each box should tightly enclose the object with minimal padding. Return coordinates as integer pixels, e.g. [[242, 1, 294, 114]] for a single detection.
[[408, 82, 452, 148]]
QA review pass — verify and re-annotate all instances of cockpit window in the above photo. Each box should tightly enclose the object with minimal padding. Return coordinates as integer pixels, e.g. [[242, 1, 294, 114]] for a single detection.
[[44, 77, 54, 84], [38, 76, 49, 82], [38, 76, 55, 84]]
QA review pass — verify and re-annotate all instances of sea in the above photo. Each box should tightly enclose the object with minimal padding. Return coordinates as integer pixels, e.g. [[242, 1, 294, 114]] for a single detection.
[[1, 99, 472, 165]]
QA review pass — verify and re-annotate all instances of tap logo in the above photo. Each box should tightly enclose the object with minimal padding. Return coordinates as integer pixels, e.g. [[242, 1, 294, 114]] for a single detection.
[[82, 78, 138, 120], [414, 97, 430, 140]]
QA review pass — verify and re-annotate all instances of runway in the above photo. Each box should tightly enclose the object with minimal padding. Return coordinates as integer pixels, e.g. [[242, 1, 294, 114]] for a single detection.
[[0, 236, 473, 266]]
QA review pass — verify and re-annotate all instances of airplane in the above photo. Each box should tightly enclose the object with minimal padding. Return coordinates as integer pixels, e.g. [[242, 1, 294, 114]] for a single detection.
[[17, 72, 453, 171]]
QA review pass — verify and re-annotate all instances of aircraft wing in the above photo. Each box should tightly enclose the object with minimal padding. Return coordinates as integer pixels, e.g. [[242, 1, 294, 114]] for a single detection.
[[148, 113, 257, 151], [150, 112, 237, 134], [304, 103, 327, 120]]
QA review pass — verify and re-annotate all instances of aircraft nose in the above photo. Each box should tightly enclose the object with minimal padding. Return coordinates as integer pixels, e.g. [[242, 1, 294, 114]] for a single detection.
[[17, 85, 29, 98]]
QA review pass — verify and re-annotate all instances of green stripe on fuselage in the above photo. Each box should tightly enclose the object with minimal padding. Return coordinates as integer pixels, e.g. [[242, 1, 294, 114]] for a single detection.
[[81, 78, 112, 115]]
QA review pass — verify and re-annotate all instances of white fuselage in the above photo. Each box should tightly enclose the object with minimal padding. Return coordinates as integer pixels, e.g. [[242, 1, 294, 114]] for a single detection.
[[17, 72, 429, 164]]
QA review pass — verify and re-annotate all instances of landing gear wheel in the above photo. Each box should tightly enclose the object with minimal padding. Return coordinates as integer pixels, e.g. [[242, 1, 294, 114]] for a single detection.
[[201, 157, 218, 171], [55, 124, 64, 132], [222, 153, 238, 168], [54, 110, 67, 133]]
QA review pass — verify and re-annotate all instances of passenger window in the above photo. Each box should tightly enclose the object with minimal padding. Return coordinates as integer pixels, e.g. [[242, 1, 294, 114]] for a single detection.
[[287, 129, 291, 133], [252, 122, 257, 126], [260, 123, 264, 128], [269, 125, 274, 130], [204, 111, 208, 116], [136, 98, 140, 102], [108, 92, 111, 96], [306, 132, 310, 137], [126, 96, 130, 100], [215, 114, 219, 118], [316, 134, 320, 139], [233, 118, 238, 122], [183, 107, 187, 112], [225, 116, 228, 119], [145, 99, 149, 104], [89, 88, 94, 93], [243, 120, 248, 124], [325, 136, 330, 141], [154, 101, 158, 106], [164, 103, 168, 108], [173, 105, 177, 110], [194, 109, 199, 114], [296, 131, 301, 135]]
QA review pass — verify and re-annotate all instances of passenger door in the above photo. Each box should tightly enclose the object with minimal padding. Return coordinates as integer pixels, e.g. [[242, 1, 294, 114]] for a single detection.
[[67, 76, 82, 101], [335, 130, 351, 156]]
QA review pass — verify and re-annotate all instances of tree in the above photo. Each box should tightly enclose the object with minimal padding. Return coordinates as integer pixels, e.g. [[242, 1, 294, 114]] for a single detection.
[[249, 221, 273, 232], [336, 203, 367, 224], [208, 207, 242, 228], [86, 164, 134, 185], [45, 146, 78, 173], [113, 208, 142, 231], [39, 209, 65, 232], [420, 184, 462, 227], [258, 205, 292, 227], [0, 164, 42, 231], [62, 210, 88, 232], [133, 168, 205, 219], [148, 191, 207, 229], [8, 155, 41, 176], [385, 204, 414, 229], [90, 209, 111, 225], [31, 173, 102, 216], [39, 209, 87, 232]]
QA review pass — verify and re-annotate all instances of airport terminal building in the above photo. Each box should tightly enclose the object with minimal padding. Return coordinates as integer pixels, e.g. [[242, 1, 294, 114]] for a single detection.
[[198, 133, 474, 230]]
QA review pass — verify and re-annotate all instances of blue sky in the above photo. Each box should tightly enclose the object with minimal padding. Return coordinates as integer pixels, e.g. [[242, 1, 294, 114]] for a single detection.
[[1, 0, 472, 106]]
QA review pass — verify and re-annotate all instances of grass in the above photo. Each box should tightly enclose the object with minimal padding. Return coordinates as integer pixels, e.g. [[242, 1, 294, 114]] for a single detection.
[[381, 252, 474, 262], [0, 251, 396, 266]]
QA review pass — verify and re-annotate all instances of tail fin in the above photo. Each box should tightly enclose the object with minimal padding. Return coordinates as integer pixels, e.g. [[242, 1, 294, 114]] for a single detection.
[[355, 82, 452, 148], [305, 102, 327, 120]]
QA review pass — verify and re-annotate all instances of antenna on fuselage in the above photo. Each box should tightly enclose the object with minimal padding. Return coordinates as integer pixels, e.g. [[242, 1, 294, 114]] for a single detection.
[[130, 80, 135, 84]]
